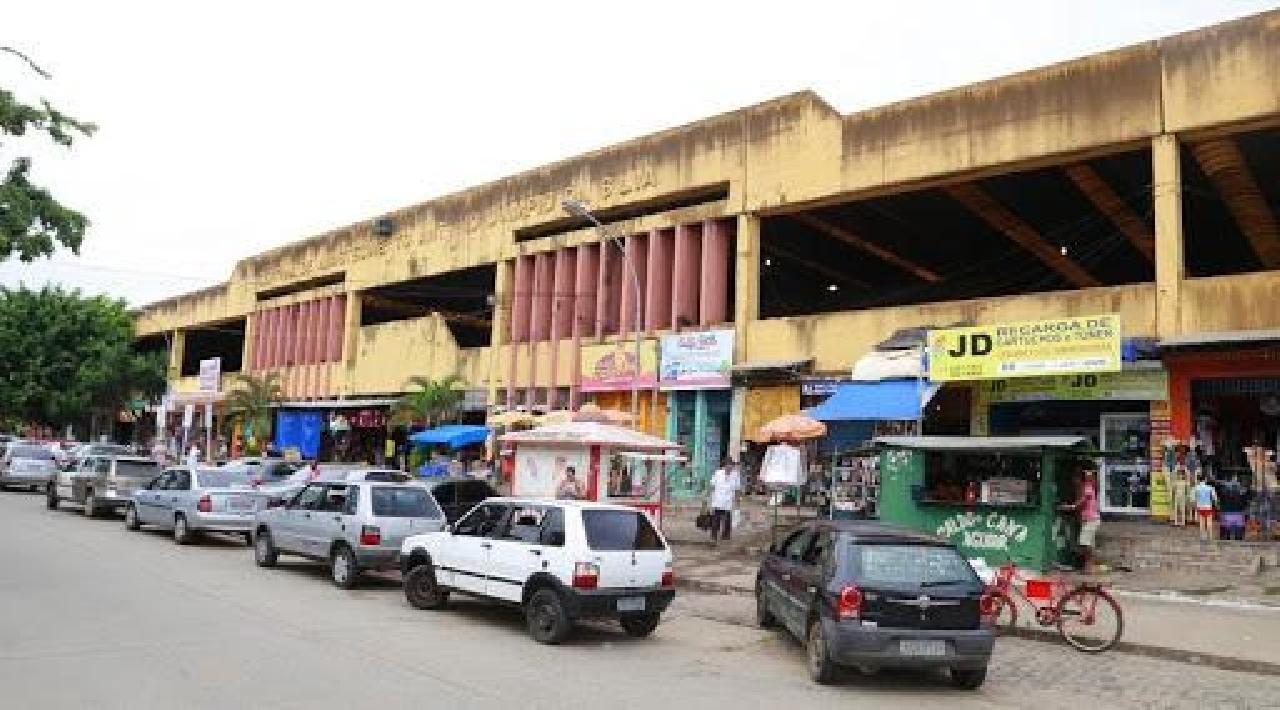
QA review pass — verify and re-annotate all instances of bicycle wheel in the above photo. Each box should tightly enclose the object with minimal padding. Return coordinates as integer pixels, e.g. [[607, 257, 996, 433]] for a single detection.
[[1056, 586, 1123, 652], [986, 589, 1018, 634]]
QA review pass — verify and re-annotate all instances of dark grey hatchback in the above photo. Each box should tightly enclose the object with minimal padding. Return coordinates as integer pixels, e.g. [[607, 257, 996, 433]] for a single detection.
[[755, 521, 995, 689]]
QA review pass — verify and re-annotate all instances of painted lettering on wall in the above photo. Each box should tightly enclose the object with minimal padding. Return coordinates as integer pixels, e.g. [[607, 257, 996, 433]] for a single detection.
[[935, 512, 1030, 551]]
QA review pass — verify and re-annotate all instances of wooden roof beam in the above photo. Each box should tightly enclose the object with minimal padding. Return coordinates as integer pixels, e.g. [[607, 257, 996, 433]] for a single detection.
[[791, 213, 942, 283], [1190, 138, 1280, 269], [942, 182, 1101, 288], [1062, 163, 1155, 262]]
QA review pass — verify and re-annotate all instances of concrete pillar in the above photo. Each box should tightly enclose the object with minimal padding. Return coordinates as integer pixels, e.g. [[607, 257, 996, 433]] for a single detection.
[[531, 252, 554, 342], [314, 298, 331, 365], [620, 232, 648, 336], [343, 293, 361, 365], [298, 300, 314, 366], [327, 296, 344, 362], [267, 307, 282, 369], [242, 313, 257, 373], [645, 228, 673, 331], [168, 329, 186, 379], [672, 222, 702, 331], [489, 260, 513, 410], [734, 213, 761, 362], [1153, 134, 1185, 340], [571, 244, 599, 408], [596, 241, 620, 338], [510, 256, 533, 344], [700, 218, 732, 327]]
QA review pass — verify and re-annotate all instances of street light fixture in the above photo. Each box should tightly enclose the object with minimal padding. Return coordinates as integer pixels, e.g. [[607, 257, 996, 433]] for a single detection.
[[562, 198, 644, 426]]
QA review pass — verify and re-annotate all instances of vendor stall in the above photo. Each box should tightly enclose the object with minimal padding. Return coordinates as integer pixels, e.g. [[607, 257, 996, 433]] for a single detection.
[[499, 422, 683, 527], [876, 435, 1095, 572]]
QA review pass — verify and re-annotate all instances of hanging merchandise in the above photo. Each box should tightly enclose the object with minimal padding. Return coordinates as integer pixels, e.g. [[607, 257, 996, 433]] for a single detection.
[[760, 442, 804, 486]]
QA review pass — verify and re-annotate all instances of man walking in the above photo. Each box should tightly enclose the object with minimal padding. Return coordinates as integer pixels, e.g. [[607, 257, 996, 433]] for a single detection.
[[708, 458, 741, 544]]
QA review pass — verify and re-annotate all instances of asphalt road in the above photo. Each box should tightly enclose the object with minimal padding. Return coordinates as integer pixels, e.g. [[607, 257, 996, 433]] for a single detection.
[[1, 490, 1277, 710]]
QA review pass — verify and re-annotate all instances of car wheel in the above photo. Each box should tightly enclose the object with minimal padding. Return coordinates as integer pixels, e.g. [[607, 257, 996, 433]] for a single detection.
[[950, 666, 987, 690], [619, 612, 661, 638], [45, 485, 58, 510], [526, 588, 572, 645], [124, 504, 141, 531], [243, 532, 254, 547], [173, 515, 192, 545], [330, 545, 359, 589], [404, 564, 449, 610], [806, 619, 838, 685], [254, 530, 278, 567], [83, 490, 98, 518], [755, 580, 777, 628]]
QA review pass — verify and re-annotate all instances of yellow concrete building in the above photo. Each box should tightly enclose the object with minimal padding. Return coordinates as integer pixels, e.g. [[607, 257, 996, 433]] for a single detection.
[[137, 11, 1280, 508]]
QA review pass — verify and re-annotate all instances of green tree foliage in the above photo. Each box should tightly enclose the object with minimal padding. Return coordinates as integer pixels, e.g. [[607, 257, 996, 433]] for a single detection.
[[394, 374, 463, 428], [1, 47, 95, 261], [225, 372, 283, 445], [0, 286, 165, 426]]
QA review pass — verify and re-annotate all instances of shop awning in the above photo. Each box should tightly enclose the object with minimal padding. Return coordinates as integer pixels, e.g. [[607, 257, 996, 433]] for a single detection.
[[408, 425, 490, 449], [806, 380, 940, 421], [875, 435, 1086, 451]]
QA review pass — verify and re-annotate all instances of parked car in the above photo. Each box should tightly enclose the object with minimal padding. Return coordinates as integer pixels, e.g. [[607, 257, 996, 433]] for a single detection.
[[47, 455, 162, 517], [400, 498, 676, 645], [424, 476, 497, 524], [125, 466, 260, 544], [0, 442, 60, 491], [754, 520, 994, 689], [64, 442, 131, 471], [252, 471, 446, 589]]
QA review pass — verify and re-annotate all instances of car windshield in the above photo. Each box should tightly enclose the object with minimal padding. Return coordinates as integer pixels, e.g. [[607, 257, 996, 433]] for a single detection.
[[370, 486, 441, 518], [851, 544, 978, 587], [11, 446, 54, 460], [116, 461, 160, 478], [581, 509, 665, 551], [196, 470, 253, 488]]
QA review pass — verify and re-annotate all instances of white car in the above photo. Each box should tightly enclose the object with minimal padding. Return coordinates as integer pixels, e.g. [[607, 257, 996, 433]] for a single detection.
[[400, 498, 675, 644]]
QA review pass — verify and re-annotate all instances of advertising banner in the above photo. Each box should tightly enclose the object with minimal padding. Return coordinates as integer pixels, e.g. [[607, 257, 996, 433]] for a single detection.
[[975, 369, 1168, 403], [198, 357, 222, 392], [658, 329, 734, 390], [580, 340, 658, 393], [928, 314, 1121, 381]]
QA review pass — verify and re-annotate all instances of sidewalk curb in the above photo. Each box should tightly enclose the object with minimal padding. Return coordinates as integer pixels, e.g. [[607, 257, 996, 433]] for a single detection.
[[676, 578, 1280, 677]]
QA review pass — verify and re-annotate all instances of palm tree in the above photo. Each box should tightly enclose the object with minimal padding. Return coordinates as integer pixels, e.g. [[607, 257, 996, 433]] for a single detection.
[[225, 372, 283, 446], [395, 374, 464, 428]]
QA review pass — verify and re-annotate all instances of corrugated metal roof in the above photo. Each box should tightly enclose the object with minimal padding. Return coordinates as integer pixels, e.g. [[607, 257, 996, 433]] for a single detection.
[[874, 435, 1087, 450], [1159, 329, 1280, 349]]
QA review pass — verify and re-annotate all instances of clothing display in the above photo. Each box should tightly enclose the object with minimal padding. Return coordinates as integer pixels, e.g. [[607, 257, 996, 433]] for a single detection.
[[760, 443, 804, 486]]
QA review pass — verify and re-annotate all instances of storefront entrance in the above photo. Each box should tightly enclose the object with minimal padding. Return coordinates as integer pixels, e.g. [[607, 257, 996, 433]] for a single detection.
[[666, 389, 731, 499], [1100, 413, 1153, 513]]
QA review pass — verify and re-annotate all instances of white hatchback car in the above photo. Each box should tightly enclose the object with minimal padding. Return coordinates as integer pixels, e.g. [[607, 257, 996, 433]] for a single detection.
[[400, 498, 675, 644]]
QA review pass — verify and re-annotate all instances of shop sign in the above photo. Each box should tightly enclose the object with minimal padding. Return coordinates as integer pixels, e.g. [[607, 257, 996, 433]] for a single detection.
[[935, 511, 1030, 551], [659, 329, 734, 389], [929, 314, 1121, 382], [976, 369, 1167, 403], [801, 379, 839, 397], [198, 357, 221, 392], [580, 339, 658, 393]]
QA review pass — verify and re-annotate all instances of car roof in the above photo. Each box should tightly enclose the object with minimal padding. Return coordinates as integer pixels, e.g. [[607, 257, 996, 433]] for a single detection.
[[106, 456, 158, 464], [479, 497, 646, 512], [796, 519, 955, 546]]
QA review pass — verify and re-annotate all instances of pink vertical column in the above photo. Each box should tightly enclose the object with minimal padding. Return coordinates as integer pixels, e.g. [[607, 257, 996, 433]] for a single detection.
[[510, 256, 533, 344], [529, 252, 555, 406], [571, 244, 600, 408], [298, 300, 314, 366], [699, 218, 732, 326], [314, 298, 331, 364], [645, 228, 673, 331], [549, 248, 575, 409], [597, 241, 623, 337], [284, 304, 299, 367], [269, 307, 284, 369], [671, 222, 702, 330], [248, 313, 262, 370], [327, 295, 344, 362], [619, 232, 648, 336]]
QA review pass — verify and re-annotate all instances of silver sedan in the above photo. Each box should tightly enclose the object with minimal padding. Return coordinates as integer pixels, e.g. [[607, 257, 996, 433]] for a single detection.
[[125, 467, 259, 545], [0, 442, 60, 491]]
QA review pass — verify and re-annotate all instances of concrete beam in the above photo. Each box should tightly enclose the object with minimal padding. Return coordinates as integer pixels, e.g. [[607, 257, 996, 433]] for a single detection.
[[1153, 134, 1184, 339], [1189, 138, 1280, 269], [764, 243, 871, 291], [943, 182, 1101, 288], [790, 213, 941, 282], [1063, 163, 1155, 262]]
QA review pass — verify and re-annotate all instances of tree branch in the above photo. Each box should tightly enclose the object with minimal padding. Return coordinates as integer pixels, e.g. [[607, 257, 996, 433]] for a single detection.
[[0, 46, 52, 79]]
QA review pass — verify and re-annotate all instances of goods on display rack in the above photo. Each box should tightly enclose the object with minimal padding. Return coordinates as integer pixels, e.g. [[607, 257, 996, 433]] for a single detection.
[[828, 448, 879, 519]]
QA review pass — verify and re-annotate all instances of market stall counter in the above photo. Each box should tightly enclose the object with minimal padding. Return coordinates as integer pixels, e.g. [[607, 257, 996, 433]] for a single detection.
[[875, 436, 1095, 572]]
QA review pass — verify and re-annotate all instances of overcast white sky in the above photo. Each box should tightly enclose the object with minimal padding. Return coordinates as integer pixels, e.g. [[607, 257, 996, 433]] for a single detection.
[[2, 1, 1275, 306]]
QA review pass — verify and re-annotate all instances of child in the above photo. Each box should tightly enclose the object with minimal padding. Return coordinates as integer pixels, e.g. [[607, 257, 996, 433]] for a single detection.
[[1192, 475, 1218, 542]]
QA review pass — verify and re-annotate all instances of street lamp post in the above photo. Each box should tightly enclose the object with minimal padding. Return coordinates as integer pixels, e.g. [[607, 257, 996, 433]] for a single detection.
[[562, 199, 644, 426]]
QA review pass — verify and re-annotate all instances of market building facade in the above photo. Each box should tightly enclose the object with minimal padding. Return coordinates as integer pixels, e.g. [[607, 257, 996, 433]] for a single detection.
[[135, 11, 1280, 514]]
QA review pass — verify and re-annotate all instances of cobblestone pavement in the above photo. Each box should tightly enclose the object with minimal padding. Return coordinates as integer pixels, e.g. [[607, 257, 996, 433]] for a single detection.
[[670, 591, 1280, 710]]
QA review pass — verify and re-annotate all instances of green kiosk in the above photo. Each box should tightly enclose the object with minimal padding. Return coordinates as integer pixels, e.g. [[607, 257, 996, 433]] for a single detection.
[[876, 436, 1095, 572]]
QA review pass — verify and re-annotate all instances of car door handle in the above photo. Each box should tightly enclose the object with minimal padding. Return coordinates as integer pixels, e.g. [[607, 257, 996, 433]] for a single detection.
[[332, 516, 342, 522], [480, 542, 492, 549], [529, 549, 542, 556]]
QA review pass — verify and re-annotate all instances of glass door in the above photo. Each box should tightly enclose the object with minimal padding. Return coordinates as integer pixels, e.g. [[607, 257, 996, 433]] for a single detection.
[[1100, 413, 1152, 514]]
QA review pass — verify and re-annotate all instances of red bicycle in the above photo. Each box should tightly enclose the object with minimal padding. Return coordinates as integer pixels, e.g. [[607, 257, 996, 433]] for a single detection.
[[983, 558, 1124, 653]]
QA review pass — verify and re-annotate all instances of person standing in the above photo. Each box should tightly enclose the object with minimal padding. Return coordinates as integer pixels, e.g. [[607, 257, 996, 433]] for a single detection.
[[1193, 475, 1219, 542], [185, 444, 201, 469], [1060, 467, 1101, 573], [708, 458, 742, 544], [556, 466, 584, 500]]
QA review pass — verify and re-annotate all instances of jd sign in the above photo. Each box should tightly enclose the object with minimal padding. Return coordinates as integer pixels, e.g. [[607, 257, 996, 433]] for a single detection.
[[928, 314, 1121, 381]]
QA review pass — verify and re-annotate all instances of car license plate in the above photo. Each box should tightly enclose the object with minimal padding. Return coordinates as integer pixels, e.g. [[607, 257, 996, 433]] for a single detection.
[[616, 597, 646, 612], [227, 496, 253, 511], [899, 640, 947, 656]]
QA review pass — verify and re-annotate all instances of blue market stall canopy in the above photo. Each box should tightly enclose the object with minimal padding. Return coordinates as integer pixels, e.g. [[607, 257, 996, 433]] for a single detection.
[[806, 380, 940, 421], [409, 425, 490, 449]]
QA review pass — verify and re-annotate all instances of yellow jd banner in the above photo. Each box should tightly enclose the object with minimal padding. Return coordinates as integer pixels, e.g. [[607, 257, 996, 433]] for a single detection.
[[929, 314, 1121, 382]]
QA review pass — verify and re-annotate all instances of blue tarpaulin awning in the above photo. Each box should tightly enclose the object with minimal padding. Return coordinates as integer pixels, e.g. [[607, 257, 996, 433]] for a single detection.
[[806, 380, 940, 421], [408, 425, 490, 449]]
